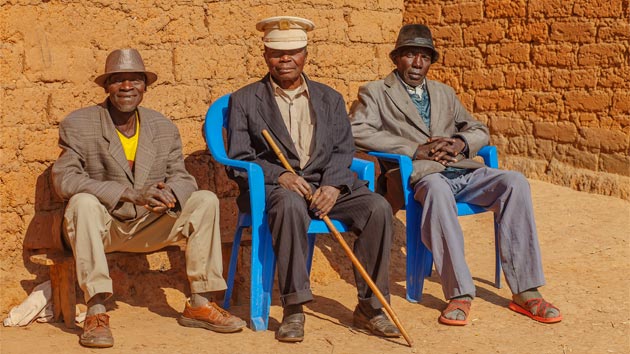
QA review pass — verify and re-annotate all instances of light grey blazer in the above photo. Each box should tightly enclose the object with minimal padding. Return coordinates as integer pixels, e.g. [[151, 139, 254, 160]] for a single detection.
[[350, 71, 490, 185], [52, 101, 198, 221]]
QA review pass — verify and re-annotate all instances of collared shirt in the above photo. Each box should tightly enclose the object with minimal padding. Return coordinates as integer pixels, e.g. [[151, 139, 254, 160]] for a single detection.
[[270, 75, 316, 168], [396, 72, 431, 130], [115, 111, 140, 170]]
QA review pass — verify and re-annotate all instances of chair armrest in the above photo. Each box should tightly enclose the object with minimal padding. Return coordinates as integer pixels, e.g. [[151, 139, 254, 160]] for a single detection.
[[368, 151, 415, 211], [367, 152, 414, 195], [209, 155, 266, 218], [477, 145, 499, 169], [350, 158, 375, 192]]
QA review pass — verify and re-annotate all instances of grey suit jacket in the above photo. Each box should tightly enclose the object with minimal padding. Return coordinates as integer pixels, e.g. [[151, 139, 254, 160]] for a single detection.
[[226, 74, 361, 209], [52, 101, 198, 221], [350, 71, 490, 185]]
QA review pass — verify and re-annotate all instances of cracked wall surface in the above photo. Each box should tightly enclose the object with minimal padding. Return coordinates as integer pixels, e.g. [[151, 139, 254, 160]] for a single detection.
[[0, 0, 628, 312], [0, 0, 404, 312], [405, 0, 629, 199]]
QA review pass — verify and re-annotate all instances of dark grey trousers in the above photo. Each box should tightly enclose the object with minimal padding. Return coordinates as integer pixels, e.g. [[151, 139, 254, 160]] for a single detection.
[[414, 167, 546, 299], [266, 185, 393, 309]]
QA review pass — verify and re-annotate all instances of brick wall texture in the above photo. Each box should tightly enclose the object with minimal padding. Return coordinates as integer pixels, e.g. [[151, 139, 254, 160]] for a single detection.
[[405, 0, 629, 199], [0, 0, 627, 311]]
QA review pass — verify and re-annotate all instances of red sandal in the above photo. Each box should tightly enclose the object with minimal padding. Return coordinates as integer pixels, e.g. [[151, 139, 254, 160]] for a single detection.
[[438, 298, 471, 326], [508, 298, 562, 323]]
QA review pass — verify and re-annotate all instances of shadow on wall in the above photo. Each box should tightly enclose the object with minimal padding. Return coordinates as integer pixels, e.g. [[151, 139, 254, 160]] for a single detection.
[[20, 165, 66, 292]]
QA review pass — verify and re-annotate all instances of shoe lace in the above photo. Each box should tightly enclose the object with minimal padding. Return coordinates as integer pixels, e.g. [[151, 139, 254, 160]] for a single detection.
[[210, 302, 231, 317]]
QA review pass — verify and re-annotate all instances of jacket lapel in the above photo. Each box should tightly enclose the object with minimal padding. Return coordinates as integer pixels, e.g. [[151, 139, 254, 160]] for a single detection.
[[100, 103, 134, 182], [256, 75, 300, 159], [425, 80, 449, 136], [133, 107, 156, 189], [384, 72, 430, 137]]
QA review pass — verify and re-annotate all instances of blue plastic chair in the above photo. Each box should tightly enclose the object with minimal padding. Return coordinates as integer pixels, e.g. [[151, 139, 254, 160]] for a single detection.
[[204, 93, 375, 331], [369, 146, 501, 303]]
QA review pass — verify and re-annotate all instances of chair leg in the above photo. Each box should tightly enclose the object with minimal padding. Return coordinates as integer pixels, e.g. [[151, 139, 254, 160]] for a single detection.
[[405, 208, 425, 303], [223, 227, 244, 309], [306, 233, 316, 276], [50, 259, 76, 329], [494, 221, 502, 289], [249, 223, 275, 331]]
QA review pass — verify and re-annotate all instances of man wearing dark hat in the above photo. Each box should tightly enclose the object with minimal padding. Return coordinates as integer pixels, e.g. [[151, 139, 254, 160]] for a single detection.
[[350, 25, 562, 326], [52, 48, 246, 348], [226, 16, 400, 342]]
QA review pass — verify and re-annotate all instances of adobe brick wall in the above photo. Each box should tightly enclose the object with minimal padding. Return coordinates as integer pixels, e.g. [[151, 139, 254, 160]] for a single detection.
[[404, 0, 629, 199], [1, 0, 628, 312], [0, 0, 403, 312]]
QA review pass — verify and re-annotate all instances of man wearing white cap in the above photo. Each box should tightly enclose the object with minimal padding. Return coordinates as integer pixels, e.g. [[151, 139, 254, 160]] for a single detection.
[[226, 16, 400, 342], [53, 48, 246, 348]]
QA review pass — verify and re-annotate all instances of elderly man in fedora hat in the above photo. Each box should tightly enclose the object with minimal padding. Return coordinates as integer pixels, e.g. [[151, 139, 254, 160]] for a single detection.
[[226, 16, 400, 342], [52, 48, 246, 348], [350, 24, 562, 326]]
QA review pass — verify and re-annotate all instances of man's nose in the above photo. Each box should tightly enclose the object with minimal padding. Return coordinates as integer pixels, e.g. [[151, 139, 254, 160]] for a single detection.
[[412, 55, 423, 67], [120, 80, 134, 89]]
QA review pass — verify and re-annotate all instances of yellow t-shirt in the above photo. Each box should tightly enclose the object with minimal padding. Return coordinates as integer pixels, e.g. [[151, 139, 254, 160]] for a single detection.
[[116, 113, 140, 170]]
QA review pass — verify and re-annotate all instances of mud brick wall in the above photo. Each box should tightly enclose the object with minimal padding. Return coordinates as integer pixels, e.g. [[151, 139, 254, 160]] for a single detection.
[[1, 0, 628, 313], [404, 0, 629, 199], [0, 0, 403, 312]]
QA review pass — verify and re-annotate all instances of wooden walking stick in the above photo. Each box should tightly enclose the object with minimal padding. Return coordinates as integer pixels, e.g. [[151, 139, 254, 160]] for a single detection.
[[262, 129, 413, 347]]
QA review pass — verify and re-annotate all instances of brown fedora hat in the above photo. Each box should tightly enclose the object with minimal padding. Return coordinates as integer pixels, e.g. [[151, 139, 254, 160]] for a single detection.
[[94, 48, 158, 87], [390, 24, 439, 63]]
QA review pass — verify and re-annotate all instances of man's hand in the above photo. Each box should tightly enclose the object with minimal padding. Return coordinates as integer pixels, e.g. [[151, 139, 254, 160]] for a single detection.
[[414, 137, 466, 165], [310, 186, 340, 219], [278, 172, 312, 198], [122, 182, 177, 213]]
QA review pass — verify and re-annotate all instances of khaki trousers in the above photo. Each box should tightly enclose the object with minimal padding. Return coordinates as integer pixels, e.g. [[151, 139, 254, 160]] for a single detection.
[[63, 190, 226, 303]]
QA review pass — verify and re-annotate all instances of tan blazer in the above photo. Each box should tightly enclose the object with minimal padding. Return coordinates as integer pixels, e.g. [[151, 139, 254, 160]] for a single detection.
[[350, 71, 490, 210], [52, 101, 197, 221]]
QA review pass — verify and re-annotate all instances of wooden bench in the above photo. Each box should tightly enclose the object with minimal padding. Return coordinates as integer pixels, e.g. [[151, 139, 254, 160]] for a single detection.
[[30, 244, 186, 329], [30, 251, 77, 328]]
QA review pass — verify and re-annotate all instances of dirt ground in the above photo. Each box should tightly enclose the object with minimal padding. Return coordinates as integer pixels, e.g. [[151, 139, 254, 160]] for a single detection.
[[1, 179, 629, 354]]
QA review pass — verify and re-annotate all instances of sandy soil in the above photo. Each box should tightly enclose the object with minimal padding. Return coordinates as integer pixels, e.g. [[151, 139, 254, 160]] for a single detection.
[[2, 180, 629, 354]]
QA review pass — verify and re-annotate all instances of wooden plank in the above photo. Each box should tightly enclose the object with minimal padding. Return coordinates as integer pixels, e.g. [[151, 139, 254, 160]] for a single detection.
[[30, 252, 73, 266], [58, 262, 76, 329]]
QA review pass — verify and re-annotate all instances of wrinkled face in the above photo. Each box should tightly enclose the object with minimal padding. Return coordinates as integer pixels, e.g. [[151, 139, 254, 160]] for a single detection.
[[106, 72, 146, 113], [393, 46, 433, 87], [263, 47, 307, 89]]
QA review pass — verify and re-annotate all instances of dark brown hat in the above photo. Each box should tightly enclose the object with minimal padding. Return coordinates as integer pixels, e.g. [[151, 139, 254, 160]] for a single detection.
[[94, 48, 158, 87], [390, 24, 439, 63]]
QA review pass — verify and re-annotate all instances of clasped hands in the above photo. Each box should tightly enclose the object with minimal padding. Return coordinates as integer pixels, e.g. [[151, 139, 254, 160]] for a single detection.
[[278, 172, 340, 219], [414, 136, 466, 165], [123, 182, 177, 213]]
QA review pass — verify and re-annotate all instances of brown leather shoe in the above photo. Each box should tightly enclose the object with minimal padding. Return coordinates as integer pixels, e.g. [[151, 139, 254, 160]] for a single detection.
[[80, 313, 114, 348], [353, 304, 401, 338], [178, 300, 246, 333]]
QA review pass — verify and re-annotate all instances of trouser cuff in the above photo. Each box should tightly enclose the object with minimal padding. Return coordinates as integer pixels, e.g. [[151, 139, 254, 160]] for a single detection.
[[358, 293, 390, 310], [280, 289, 313, 307], [190, 279, 227, 294], [85, 281, 113, 304]]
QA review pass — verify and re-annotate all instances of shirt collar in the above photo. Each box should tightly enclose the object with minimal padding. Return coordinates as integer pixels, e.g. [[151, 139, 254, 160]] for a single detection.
[[271, 74, 309, 99]]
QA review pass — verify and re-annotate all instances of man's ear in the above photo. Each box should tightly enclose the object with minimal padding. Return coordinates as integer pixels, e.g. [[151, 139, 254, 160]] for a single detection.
[[389, 51, 397, 65]]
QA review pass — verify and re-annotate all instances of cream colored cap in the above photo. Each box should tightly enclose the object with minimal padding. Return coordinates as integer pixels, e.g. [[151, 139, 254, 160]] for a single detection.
[[256, 16, 315, 50]]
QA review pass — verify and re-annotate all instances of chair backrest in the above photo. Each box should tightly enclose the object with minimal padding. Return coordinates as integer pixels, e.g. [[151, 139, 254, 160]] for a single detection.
[[203, 93, 231, 164]]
